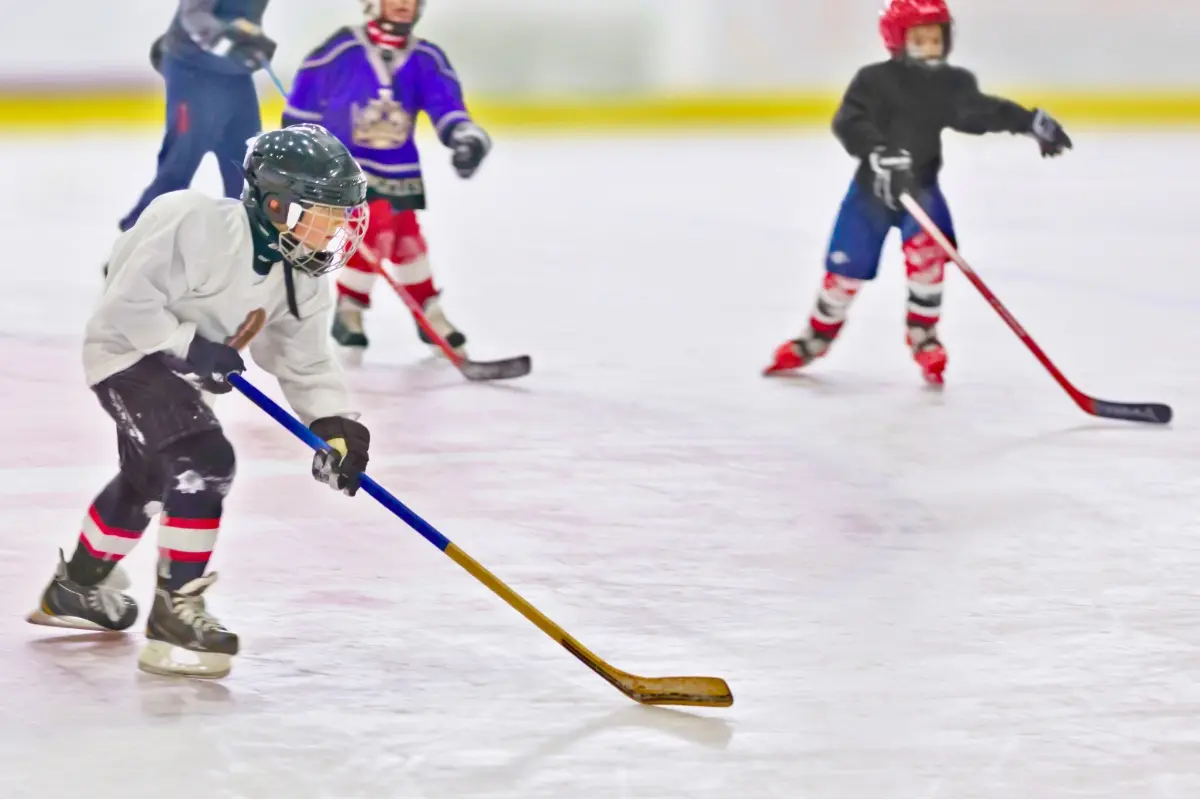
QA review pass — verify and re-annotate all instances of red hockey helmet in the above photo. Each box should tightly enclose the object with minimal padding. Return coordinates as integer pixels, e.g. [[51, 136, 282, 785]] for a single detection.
[[879, 0, 953, 58]]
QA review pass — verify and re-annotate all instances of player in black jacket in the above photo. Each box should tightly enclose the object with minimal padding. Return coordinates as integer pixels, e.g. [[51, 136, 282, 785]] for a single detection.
[[764, 0, 1072, 385]]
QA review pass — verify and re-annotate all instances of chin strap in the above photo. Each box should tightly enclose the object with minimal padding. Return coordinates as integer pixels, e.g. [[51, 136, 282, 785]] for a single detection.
[[366, 18, 409, 47], [243, 202, 299, 318], [283, 261, 299, 319]]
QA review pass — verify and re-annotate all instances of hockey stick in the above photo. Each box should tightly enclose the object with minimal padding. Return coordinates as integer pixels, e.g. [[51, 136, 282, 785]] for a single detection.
[[261, 61, 530, 381], [229, 372, 732, 707], [899, 193, 1172, 425], [355, 243, 532, 381]]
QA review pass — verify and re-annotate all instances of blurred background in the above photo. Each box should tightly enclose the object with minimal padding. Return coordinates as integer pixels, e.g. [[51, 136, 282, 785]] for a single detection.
[[2, 0, 1199, 132]]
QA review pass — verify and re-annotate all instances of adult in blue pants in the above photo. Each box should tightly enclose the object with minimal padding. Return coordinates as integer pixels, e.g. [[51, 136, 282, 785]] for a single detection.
[[118, 0, 276, 234]]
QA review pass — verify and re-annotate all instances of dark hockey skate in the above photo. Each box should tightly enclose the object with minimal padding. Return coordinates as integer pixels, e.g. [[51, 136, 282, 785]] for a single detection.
[[26, 549, 138, 632], [331, 299, 369, 348], [415, 295, 467, 354], [138, 573, 239, 679]]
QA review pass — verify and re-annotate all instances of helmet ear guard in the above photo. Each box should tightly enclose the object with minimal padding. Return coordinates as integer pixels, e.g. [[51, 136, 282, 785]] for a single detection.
[[261, 194, 289, 226]]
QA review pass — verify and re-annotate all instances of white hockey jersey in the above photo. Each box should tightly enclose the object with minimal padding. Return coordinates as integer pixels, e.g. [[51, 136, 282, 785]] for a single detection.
[[84, 190, 358, 425]]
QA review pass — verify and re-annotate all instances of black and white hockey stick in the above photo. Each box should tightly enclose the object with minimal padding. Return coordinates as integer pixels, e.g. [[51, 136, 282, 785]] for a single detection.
[[356, 242, 532, 381]]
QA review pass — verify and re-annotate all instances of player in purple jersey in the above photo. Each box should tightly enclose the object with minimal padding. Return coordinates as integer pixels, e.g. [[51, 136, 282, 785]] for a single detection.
[[283, 0, 491, 355]]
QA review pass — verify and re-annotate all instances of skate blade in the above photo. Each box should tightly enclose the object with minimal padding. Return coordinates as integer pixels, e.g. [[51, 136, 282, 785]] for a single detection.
[[26, 606, 123, 632], [137, 640, 232, 679]]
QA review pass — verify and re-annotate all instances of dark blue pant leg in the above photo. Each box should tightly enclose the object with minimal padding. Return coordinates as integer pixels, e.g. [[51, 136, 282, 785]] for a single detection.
[[792, 182, 899, 353], [899, 184, 957, 247], [119, 58, 222, 231], [213, 74, 262, 199], [825, 181, 898, 281]]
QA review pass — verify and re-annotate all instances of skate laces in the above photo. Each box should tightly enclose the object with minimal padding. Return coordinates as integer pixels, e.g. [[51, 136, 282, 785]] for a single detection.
[[85, 584, 130, 624], [171, 574, 223, 632]]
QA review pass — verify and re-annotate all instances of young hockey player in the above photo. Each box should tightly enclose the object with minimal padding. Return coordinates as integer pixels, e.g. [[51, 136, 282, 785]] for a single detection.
[[764, 0, 1072, 385], [118, 0, 277, 235], [282, 0, 492, 354], [31, 125, 372, 679]]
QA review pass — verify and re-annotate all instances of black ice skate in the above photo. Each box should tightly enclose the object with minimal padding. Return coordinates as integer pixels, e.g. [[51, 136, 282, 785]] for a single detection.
[[415, 294, 467, 354], [26, 549, 138, 632], [138, 573, 239, 679], [331, 298, 369, 348]]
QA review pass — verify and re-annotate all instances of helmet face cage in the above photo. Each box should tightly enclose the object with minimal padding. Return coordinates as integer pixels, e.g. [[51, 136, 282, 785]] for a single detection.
[[361, 0, 427, 27], [274, 199, 370, 278]]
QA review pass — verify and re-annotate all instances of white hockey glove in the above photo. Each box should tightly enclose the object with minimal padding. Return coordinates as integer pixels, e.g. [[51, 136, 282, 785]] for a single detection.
[[868, 145, 915, 211]]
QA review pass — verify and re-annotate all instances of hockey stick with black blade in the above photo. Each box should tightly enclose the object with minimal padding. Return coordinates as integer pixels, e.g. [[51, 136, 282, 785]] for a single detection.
[[356, 242, 532, 381], [229, 372, 733, 708], [899, 194, 1172, 425]]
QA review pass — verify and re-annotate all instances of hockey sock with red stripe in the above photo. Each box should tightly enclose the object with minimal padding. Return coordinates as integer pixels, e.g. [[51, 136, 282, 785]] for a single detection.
[[806, 272, 864, 350], [903, 232, 946, 333], [155, 431, 235, 590], [67, 474, 152, 585]]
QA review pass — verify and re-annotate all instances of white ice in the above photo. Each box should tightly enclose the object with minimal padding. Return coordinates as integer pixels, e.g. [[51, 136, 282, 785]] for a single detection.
[[0, 128, 1197, 797]]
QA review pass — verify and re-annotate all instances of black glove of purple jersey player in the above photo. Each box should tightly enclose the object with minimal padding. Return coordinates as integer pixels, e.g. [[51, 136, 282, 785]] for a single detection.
[[868, 145, 915, 211], [449, 123, 492, 179], [1030, 109, 1072, 158]]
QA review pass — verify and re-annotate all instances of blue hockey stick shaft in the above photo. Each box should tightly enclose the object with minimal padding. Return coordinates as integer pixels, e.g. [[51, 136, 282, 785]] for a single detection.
[[226, 372, 733, 707], [228, 373, 452, 551], [262, 60, 290, 101]]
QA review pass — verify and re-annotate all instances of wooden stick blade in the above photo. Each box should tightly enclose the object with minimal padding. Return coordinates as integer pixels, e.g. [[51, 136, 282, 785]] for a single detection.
[[562, 639, 734, 707], [622, 676, 735, 708]]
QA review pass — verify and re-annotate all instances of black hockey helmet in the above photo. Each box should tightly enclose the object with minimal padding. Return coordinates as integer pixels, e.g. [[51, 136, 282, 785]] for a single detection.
[[243, 123, 369, 279], [362, 0, 427, 37]]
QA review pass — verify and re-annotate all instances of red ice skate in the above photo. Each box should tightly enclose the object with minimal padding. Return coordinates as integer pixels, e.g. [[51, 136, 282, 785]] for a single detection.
[[764, 336, 831, 376], [907, 330, 947, 386]]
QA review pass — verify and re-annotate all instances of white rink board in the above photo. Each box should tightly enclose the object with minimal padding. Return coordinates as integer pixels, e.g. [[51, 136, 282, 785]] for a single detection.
[[1, 0, 1198, 92], [0, 130, 1197, 796]]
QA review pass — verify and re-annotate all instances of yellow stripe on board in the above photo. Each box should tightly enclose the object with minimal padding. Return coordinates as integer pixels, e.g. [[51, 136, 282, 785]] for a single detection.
[[2, 91, 1199, 132]]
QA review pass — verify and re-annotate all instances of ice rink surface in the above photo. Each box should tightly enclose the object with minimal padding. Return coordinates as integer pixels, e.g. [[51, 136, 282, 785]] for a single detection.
[[0, 128, 1197, 797]]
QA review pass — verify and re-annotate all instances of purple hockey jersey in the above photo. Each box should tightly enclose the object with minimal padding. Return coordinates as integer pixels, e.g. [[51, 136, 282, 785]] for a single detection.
[[283, 26, 472, 210]]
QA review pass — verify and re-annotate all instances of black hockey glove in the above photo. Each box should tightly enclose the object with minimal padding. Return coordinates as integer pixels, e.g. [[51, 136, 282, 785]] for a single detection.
[[1030, 109, 1072, 158], [185, 336, 245, 394], [448, 123, 492, 179], [214, 19, 277, 70], [868, 146, 915, 211], [310, 416, 370, 497]]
